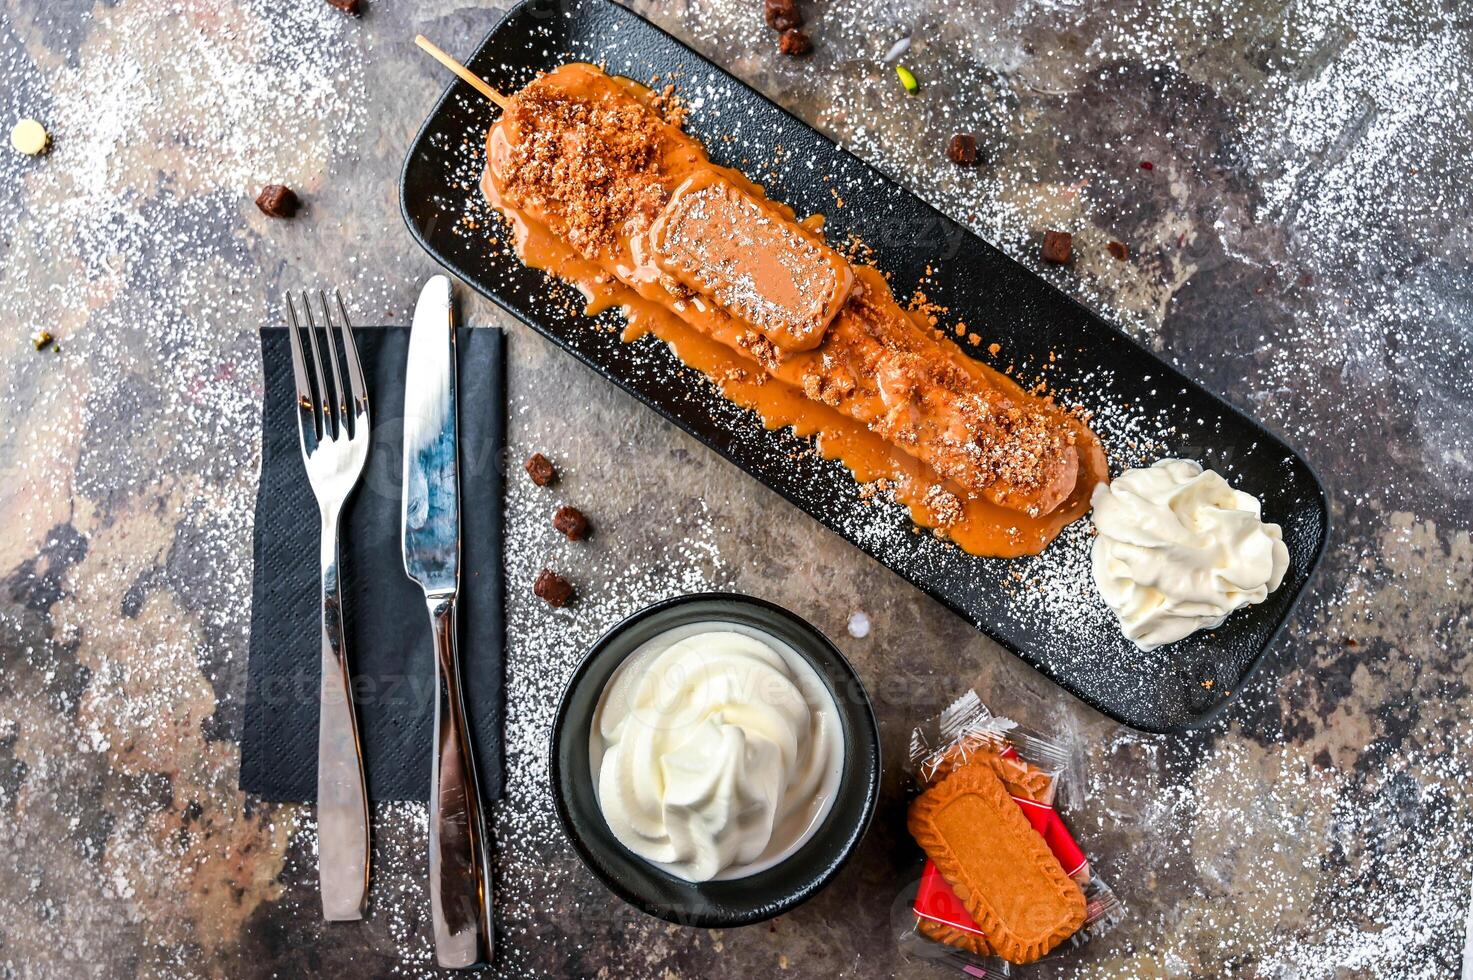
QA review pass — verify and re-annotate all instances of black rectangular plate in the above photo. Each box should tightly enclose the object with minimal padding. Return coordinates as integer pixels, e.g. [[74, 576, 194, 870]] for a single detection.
[[400, 0, 1329, 733]]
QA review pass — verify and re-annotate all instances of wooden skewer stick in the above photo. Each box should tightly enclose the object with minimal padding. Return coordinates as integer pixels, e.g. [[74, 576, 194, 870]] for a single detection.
[[415, 35, 511, 110]]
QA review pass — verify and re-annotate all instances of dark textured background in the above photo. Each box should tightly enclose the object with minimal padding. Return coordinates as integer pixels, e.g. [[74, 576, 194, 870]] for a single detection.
[[1, 1, 1468, 977]]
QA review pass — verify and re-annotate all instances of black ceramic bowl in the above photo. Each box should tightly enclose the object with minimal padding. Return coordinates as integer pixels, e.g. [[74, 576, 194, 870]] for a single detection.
[[551, 593, 881, 927]]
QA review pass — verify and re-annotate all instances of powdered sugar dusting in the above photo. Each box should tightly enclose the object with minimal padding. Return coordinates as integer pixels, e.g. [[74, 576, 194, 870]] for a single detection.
[[487, 438, 732, 977], [402, 0, 1470, 971], [664, 0, 1473, 975], [1, 0, 1469, 975], [1, 0, 366, 969]]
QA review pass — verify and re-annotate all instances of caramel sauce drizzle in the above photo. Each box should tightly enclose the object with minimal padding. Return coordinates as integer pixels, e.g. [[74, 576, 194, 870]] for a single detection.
[[480, 64, 1106, 558]]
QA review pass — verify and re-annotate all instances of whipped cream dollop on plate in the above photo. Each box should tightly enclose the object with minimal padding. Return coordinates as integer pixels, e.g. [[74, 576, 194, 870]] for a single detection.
[[1090, 459, 1290, 651], [589, 622, 844, 882]]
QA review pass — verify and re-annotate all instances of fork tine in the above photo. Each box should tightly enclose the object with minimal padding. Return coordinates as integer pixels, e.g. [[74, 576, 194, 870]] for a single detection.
[[301, 291, 334, 440], [285, 294, 320, 445], [333, 290, 369, 424], [317, 290, 348, 438]]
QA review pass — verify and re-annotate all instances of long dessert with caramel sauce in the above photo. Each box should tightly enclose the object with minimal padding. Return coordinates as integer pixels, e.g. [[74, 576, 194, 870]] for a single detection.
[[480, 63, 1107, 557]]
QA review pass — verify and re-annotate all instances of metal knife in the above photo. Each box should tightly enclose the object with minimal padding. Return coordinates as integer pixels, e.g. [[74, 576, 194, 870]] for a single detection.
[[401, 274, 494, 968]]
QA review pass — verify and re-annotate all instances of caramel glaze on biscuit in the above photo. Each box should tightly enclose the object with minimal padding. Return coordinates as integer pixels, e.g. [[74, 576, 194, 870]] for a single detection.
[[487, 64, 1103, 528]]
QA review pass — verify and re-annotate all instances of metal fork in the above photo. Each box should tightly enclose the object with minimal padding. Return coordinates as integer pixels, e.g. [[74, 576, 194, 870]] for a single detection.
[[285, 290, 371, 921]]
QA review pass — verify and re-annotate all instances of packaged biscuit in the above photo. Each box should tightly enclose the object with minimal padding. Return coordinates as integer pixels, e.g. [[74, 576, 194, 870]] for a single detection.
[[898, 690, 1123, 973]]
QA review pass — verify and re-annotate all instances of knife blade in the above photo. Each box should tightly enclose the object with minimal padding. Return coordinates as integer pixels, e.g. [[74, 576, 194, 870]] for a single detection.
[[401, 274, 495, 969], [402, 275, 459, 596]]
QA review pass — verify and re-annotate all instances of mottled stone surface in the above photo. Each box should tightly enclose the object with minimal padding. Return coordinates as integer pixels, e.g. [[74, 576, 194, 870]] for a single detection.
[[1, 1, 1470, 978]]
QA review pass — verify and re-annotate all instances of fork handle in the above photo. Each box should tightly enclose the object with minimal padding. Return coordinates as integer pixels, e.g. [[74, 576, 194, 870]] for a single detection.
[[317, 509, 370, 921], [425, 593, 494, 968]]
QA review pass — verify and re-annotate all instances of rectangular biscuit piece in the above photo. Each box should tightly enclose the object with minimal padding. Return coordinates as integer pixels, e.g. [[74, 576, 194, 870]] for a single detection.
[[907, 763, 1086, 964], [649, 170, 853, 353]]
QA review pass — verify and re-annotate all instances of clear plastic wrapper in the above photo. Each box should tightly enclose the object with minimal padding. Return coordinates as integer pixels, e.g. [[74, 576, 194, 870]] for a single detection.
[[898, 690, 1125, 974]]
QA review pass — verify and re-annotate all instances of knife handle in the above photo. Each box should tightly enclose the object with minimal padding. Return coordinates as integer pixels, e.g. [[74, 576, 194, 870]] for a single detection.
[[426, 593, 495, 968], [317, 509, 370, 921]]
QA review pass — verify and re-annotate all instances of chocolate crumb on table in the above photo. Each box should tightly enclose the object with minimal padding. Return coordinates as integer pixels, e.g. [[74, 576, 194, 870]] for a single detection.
[[1041, 230, 1072, 264], [764, 0, 803, 31], [947, 133, 978, 165], [552, 505, 590, 540], [524, 452, 557, 486], [534, 569, 575, 608], [255, 184, 299, 218], [326, 0, 362, 14], [779, 29, 812, 56], [1107, 240, 1130, 261]]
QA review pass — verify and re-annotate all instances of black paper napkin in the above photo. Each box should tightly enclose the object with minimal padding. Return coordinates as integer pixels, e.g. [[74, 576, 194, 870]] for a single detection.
[[241, 326, 505, 802]]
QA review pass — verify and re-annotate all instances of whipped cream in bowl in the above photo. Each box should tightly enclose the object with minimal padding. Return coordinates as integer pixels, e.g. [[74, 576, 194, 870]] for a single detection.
[[1090, 459, 1290, 651], [552, 594, 880, 927], [591, 623, 844, 882]]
